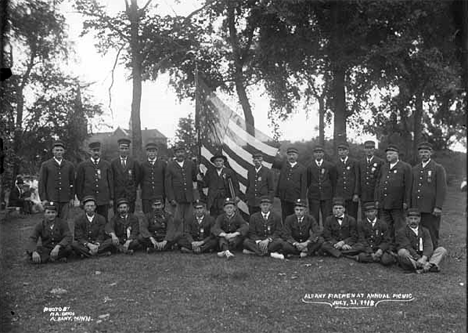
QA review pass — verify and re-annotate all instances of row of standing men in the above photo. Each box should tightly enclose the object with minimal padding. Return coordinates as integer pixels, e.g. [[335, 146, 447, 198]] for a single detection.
[[38, 138, 446, 251]]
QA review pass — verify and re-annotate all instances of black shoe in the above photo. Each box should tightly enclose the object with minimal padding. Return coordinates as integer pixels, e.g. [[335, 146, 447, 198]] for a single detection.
[[429, 264, 440, 273], [344, 255, 359, 261]]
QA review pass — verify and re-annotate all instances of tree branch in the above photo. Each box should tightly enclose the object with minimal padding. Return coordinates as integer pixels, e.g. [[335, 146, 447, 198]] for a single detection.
[[108, 44, 125, 120]]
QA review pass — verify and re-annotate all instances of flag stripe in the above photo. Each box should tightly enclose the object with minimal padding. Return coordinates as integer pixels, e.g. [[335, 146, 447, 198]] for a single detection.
[[225, 128, 274, 168], [228, 119, 279, 157]]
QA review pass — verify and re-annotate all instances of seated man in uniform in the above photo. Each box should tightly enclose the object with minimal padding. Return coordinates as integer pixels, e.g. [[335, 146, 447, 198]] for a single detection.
[[178, 200, 217, 254], [72, 196, 112, 258], [26, 202, 72, 264], [281, 199, 323, 258], [104, 198, 141, 254], [321, 197, 364, 258], [140, 197, 181, 252], [212, 198, 249, 259], [396, 208, 447, 273], [351, 202, 395, 265]]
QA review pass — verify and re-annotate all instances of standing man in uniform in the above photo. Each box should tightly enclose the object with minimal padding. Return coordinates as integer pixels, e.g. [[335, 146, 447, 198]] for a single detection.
[[358, 140, 384, 218], [140, 141, 166, 214], [275, 147, 307, 223], [245, 152, 275, 215], [165, 144, 198, 232], [27, 202, 72, 264], [335, 142, 360, 220], [306, 145, 337, 226], [375, 144, 412, 240], [203, 153, 240, 218], [411, 142, 447, 248], [38, 140, 75, 220], [76, 141, 114, 221], [110, 138, 140, 214]]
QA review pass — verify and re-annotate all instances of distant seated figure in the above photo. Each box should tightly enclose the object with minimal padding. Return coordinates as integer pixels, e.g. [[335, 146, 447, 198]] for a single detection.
[[71, 196, 112, 258], [352, 202, 395, 265], [321, 197, 364, 258], [29, 187, 44, 213], [396, 208, 447, 273], [26, 202, 72, 264], [140, 197, 182, 252], [243, 196, 285, 259], [9, 177, 29, 213], [103, 198, 141, 254], [212, 198, 249, 260], [281, 199, 324, 258], [178, 200, 217, 254]]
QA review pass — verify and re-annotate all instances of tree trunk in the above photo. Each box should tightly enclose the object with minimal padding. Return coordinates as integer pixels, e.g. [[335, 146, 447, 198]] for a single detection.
[[128, 0, 143, 159], [318, 94, 325, 146], [412, 90, 423, 164], [331, 66, 346, 149], [234, 70, 255, 135]]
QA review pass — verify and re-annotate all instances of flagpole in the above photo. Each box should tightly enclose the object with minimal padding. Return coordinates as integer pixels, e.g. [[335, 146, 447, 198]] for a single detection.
[[194, 63, 202, 165]]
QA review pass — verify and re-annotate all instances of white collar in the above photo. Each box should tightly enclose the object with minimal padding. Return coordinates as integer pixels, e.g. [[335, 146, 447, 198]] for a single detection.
[[316, 159, 323, 166], [177, 160, 185, 167], [341, 157, 348, 164], [409, 226, 419, 236], [255, 165, 263, 172], [422, 159, 431, 168], [54, 157, 63, 165], [262, 211, 270, 219], [390, 160, 399, 169], [289, 161, 297, 168]]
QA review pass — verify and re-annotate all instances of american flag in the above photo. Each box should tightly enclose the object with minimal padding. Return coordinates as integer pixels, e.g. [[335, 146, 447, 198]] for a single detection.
[[196, 77, 279, 215]]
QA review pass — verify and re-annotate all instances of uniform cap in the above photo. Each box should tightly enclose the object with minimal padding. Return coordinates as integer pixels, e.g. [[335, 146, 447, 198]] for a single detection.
[[173, 144, 186, 152], [89, 141, 101, 150], [44, 201, 58, 211], [151, 196, 164, 205], [259, 196, 272, 205], [118, 138, 131, 146], [332, 197, 345, 207], [417, 142, 432, 151], [294, 198, 307, 207], [116, 198, 129, 207], [82, 195, 96, 204], [223, 198, 236, 206], [287, 147, 299, 154], [52, 140, 65, 149], [364, 141, 376, 148], [193, 200, 205, 208], [407, 208, 421, 217], [385, 144, 399, 153], [363, 202, 377, 211], [210, 153, 227, 163], [337, 142, 349, 149], [145, 142, 158, 150], [313, 145, 324, 152]]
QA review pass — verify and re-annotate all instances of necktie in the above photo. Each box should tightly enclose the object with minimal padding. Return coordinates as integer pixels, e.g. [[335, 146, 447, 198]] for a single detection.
[[122, 158, 126, 168]]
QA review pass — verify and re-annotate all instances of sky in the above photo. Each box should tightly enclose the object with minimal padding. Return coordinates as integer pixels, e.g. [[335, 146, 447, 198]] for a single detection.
[[60, 0, 377, 145]]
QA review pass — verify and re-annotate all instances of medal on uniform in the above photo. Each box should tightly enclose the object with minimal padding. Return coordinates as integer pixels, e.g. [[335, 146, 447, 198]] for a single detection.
[[393, 170, 397, 174], [200, 227, 204, 237], [346, 166, 350, 170], [321, 168, 325, 174], [127, 227, 131, 239], [427, 170, 432, 183], [419, 238, 423, 251], [97, 169, 101, 179], [129, 170, 132, 176], [258, 176, 262, 181]]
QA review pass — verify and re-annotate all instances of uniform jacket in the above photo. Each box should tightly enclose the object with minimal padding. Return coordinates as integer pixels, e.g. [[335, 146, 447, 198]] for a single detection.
[[212, 212, 249, 236], [28, 218, 72, 252], [359, 156, 384, 202], [245, 166, 275, 207], [74, 213, 107, 245], [8, 185, 23, 207], [165, 159, 198, 203], [335, 157, 360, 200], [396, 225, 433, 259], [204, 167, 240, 209], [105, 214, 140, 241], [140, 211, 180, 242], [111, 156, 140, 202], [375, 160, 412, 209], [411, 160, 447, 213], [247, 211, 283, 241], [306, 160, 337, 200], [76, 159, 114, 205], [282, 214, 321, 244], [185, 214, 215, 243], [322, 215, 358, 245], [357, 218, 391, 251], [140, 159, 166, 201], [39, 158, 75, 202], [275, 161, 307, 203]]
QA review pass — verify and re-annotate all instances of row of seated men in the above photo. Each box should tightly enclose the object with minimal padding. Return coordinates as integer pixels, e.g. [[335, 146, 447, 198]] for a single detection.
[[27, 195, 447, 274]]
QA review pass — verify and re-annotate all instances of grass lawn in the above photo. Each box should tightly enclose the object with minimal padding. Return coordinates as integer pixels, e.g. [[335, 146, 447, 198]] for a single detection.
[[0, 184, 466, 333]]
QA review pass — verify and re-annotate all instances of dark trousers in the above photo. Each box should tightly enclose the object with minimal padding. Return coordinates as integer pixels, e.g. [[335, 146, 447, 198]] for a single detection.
[[282, 237, 324, 256], [243, 238, 284, 256], [380, 208, 405, 241], [114, 201, 135, 214], [218, 236, 244, 252], [280, 200, 295, 223], [321, 241, 365, 258], [178, 236, 218, 253], [248, 205, 261, 215], [139, 236, 179, 251], [308, 198, 332, 227], [96, 204, 109, 221], [420, 212, 441, 248], [100, 237, 141, 253], [71, 240, 114, 258], [29, 245, 72, 263], [345, 199, 358, 221], [56, 202, 70, 220], [357, 249, 395, 266]]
